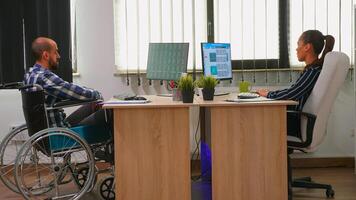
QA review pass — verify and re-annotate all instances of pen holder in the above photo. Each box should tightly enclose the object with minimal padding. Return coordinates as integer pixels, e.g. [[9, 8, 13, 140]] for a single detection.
[[172, 88, 182, 101]]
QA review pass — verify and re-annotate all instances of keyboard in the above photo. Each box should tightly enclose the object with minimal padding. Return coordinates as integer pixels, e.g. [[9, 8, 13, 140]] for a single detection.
[[237, 92, 260, 99], [124, 96, 147, 101]]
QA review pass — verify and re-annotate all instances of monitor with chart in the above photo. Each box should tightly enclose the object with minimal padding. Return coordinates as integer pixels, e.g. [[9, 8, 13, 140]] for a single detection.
[[201, 43, 232, 80], [146, 43, 189, 81]]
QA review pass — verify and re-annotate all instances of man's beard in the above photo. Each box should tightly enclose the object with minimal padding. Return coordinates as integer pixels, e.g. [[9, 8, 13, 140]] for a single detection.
[[49, 59, 59, 70]]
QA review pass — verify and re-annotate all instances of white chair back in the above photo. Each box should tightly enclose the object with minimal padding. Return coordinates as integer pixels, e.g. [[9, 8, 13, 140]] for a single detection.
[[301, 51, 350, 151]]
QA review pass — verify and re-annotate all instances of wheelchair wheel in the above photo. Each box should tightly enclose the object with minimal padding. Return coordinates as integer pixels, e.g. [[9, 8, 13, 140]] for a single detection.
[[98, 176, 115, 200], [14, 128, 96, 200], [74, 165, 90, 188], [73, 164, 98, 191], [0, 124, 28, 193]]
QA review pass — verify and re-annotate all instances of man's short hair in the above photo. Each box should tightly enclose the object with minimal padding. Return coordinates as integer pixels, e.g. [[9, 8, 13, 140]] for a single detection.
[[31, 38, 53, 61]]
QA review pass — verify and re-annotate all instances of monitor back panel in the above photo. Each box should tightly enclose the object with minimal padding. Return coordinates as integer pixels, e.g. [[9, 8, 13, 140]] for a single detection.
[[146, 43, 189, 81]]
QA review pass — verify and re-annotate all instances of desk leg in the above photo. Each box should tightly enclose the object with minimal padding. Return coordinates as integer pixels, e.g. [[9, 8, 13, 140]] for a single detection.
[[200, 107, 212, 181], [210, 105, 288, 200], [114, 107, 191, 200]]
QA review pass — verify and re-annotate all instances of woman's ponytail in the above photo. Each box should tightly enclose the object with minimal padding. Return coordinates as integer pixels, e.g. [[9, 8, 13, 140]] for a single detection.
[[316, 35, 335, 66]]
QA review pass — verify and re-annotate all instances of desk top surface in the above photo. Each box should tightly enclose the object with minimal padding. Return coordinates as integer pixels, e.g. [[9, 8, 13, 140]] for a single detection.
[[103, 93, 297, 109]]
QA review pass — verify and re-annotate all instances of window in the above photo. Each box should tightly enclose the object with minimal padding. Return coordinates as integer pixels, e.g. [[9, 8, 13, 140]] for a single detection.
[[70, 0, 78, 73], [113, 0, 355, 74], [289, 0, 354, 67], [114, 0, 207, 73], [212, 0, 282, 70]]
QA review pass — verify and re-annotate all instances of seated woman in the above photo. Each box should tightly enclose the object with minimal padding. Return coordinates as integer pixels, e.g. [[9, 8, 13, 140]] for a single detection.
[[257, 30, 334, 136]]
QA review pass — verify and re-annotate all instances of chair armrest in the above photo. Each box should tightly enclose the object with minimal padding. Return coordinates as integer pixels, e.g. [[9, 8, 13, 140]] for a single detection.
[[47, 99, 103, 110], [287, 110, 316, 119], [19, 84, 43, 91], [19, 84, 102, 109], [0, 82, 24, 89], [287, 110, 316, 149]]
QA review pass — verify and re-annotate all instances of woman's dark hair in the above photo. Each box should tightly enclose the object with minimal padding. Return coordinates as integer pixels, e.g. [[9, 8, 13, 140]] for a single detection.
[[301, 30, 335, 67]]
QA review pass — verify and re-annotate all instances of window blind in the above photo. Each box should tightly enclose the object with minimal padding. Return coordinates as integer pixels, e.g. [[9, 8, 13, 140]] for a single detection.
[[289, 0, 354, 67], [114, 0, 207, 72], [213, 0, 279, 61]]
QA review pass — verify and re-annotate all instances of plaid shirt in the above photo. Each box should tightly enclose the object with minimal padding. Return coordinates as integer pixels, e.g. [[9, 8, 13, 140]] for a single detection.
[[24, 64, 102, 127]]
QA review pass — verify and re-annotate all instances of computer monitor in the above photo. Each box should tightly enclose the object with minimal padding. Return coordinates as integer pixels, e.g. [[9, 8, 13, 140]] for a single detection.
[[146, 43, 189, 81], [201, 43, 232, 80]]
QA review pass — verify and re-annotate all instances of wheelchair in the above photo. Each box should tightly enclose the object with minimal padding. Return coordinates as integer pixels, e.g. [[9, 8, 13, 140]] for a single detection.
[[0, 123, 28, 193], [0, 84, 116, 200], [0, 82, 29, 194]]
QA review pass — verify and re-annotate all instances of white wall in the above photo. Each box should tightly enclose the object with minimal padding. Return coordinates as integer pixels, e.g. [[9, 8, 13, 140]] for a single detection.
[[0, 0, 354, 158]]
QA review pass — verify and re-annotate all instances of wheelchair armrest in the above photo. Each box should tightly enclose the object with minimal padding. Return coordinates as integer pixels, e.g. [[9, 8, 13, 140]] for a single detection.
[[287, 110, 317, 149], [48, 99, 103, 110], [0, 82, 24, 89], [19, 84, 43, 91]]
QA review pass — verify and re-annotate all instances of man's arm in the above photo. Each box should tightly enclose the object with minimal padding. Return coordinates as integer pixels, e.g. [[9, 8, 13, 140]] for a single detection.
[[43, 71, 102, 101]]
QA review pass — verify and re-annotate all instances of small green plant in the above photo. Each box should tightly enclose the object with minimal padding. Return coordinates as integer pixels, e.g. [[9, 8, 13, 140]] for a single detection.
[[196, 75, 218, 90], [178, 75, 195, 92]]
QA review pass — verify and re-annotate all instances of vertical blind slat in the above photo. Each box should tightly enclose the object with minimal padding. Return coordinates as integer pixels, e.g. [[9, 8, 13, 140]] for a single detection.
[[114, 0, 354, 71]]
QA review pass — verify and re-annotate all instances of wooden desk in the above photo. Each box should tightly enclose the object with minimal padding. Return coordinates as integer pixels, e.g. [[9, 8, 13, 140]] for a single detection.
[[103, 95, 194, 200], [197, 94, 297, 200], [104, 94, 296, 200]]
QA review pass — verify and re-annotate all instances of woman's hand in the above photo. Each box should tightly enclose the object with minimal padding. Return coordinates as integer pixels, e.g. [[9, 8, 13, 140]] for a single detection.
[[256, 88, 269, 97]]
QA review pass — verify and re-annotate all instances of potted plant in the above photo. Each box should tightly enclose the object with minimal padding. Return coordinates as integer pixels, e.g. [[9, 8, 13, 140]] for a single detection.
[[196, 75, 218, 100], [178, 75, 195, 103]]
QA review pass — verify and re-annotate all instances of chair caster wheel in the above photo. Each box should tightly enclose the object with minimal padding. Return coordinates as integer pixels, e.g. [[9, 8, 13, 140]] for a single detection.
[[326, 189, 335, 198]]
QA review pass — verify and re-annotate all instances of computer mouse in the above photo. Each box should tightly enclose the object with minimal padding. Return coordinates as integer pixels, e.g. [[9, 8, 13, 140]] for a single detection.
[[135, 96, 147, 100], [124, 96, 136, 100]]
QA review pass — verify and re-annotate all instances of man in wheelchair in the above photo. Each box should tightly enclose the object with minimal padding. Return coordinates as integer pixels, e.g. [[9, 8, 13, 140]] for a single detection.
[[10, 37, 116, 200], [24, 37, 111, 130]]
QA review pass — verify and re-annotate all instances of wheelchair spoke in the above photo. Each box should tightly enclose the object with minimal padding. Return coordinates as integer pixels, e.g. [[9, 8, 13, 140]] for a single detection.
[[0, 125, 28, 193], [15, 129, 96, 200]]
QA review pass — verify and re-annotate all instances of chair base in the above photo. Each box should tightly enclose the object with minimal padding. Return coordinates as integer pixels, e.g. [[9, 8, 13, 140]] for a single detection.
[[292, 177, 335, 198], [287, 153, 335, 199]]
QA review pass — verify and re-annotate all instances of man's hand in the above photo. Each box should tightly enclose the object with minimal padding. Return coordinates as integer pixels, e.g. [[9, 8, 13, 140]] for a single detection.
[[90, 101, 102, 111], [256, 88, 269, 97]]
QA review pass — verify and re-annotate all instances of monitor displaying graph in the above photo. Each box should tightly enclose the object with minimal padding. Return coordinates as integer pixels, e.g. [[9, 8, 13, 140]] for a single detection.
[[201, 43, 232, 80], [146, 43, 189, 81]]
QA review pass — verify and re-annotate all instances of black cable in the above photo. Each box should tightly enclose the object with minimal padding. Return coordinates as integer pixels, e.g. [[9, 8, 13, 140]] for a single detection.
[[191, 117, 201, 181]]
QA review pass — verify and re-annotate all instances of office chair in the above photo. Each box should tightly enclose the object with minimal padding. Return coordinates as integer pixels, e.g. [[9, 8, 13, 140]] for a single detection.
[[287, 51, 350, 199]]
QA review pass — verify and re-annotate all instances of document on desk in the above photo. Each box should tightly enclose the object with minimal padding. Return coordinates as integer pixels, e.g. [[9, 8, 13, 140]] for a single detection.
[[226, 97, 274, 102], [104, 98, 150, 104]]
